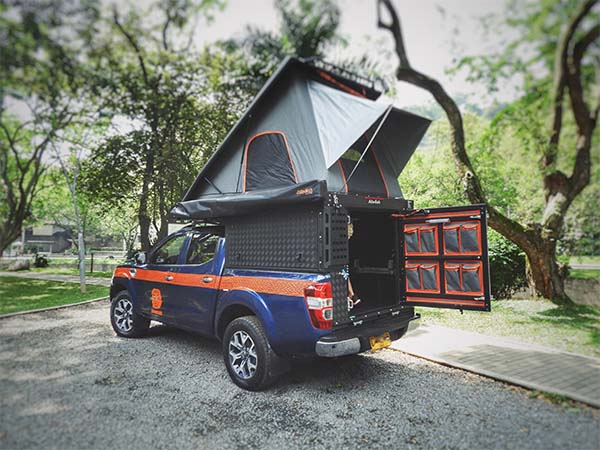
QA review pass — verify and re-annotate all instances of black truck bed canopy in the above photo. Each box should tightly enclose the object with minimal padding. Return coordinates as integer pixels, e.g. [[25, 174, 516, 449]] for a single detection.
[[172, 57, 430, 220]]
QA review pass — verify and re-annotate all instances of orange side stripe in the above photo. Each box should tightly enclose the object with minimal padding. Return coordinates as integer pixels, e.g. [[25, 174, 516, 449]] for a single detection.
[[220, 276, 312, 297], [113, 269, 313, 297]]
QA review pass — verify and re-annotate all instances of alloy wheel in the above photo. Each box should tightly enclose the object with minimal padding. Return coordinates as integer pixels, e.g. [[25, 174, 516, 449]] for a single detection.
[[228, 330, 258, 379], [113, 298, 134, 333]]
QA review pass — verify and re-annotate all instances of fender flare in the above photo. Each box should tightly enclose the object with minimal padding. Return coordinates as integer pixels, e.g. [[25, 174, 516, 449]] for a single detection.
[[109, 278, 141, 313], [215, 289, 282, 349]]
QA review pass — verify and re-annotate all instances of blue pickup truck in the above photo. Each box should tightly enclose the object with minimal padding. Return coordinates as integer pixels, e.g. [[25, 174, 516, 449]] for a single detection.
[[110, 201, 491, 390]]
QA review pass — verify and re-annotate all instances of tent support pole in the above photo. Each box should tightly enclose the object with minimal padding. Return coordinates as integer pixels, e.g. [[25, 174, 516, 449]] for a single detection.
[[344, 104, 393, 187], [203, 177, 223, 194]]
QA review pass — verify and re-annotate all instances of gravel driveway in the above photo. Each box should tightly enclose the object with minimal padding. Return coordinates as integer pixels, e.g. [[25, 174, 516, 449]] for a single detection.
[[1, 301, 598, 450]]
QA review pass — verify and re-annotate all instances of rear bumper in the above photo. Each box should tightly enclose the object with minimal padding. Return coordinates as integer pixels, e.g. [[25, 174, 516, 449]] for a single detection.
[[315, 311, 419, 357], [315, 337, 361, 357]]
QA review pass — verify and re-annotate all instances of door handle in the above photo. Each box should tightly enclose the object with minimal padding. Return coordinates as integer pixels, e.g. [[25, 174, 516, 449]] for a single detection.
[[202, 277, 213, 283], [165, 275, 174, 281]]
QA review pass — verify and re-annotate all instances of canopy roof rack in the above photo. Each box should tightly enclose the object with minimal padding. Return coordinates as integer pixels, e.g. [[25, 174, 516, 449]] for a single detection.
[[301, 57, 389, 95]]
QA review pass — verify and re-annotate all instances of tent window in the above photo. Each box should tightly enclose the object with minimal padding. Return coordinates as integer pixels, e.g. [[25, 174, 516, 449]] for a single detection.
[[243, 131, 298, 192], [338, 151, 388, 197]]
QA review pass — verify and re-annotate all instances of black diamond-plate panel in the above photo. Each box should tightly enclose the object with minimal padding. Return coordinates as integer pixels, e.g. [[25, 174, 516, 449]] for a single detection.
[[225, 206, 322, 270], [331, 271, 350, 327], [327, 208, 349, 268]]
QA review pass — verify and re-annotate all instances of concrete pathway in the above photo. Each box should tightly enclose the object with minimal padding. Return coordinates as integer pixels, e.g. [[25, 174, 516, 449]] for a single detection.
[[392, 323, 600, 408], [0, 271, 111, 287]]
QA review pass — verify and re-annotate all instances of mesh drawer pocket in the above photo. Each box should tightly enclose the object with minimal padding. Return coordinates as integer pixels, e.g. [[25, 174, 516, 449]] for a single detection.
[[405, 227, 419, 254], [444, 262, 483, 295], [444, 263, 461, 293], [406, 263, 421, 291], [405, 262, 440, 293], [461, 223, 480, 254], [419, 263, 440, 293], [443, 224, 460, 254], [443, 222, 481, 255], [404, 225, 439, 256], [420, 227, 437, 254], [462, 263, 483, 294]]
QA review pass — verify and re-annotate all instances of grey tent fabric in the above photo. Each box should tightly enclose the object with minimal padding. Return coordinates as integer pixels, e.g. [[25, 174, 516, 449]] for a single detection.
[[173, 57, 431, 220], [307, 80, 389, 168]]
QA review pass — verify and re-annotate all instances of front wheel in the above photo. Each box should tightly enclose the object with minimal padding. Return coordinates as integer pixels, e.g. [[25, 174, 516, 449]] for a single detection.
[[110, 291, 149, 338], [223, 316, 281, 390]]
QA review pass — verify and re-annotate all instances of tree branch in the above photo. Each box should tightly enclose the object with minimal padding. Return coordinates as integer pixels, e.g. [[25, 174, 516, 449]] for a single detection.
[[544, 0, 597, 169], [112, 8, 150, 87], [567, 23, 600, 134], [376, 0, 534, 252], [377, 0, 410, 69]]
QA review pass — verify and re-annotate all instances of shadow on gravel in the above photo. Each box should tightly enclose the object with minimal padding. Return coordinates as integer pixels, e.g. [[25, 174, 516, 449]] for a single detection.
[[139, 323, 395, 392]]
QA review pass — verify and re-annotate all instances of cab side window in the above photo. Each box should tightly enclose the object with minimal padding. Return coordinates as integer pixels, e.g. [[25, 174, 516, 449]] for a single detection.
[[150, 234, 187, 265], [186, 234, 220, 265]]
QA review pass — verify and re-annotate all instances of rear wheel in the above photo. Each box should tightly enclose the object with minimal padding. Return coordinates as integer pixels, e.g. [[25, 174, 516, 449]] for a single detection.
[[223, 316, 279, 390], [110, 291, 149, 338]]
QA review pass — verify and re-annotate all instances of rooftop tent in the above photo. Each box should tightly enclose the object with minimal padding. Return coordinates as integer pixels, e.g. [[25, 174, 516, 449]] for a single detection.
[[171, 57, 431, 220]]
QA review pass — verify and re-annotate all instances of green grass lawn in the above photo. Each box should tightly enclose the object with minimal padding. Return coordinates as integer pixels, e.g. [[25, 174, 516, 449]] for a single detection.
[[417, 300, 600, 358], [28, 267, 114, 278], [569, 269, 600, 280], [0, 276, 108, 315]]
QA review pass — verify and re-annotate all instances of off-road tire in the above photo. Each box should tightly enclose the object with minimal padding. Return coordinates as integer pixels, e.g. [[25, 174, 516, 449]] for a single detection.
[[223, 316, 281, 390], [110, 290, 150, 338]]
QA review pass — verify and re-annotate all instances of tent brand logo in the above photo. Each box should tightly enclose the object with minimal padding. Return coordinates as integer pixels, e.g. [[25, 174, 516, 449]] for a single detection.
[[365, 196, 384, 204], [296, 188, 313, 195]]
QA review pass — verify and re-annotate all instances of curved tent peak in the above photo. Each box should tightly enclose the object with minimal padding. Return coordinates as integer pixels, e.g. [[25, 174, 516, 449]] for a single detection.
[[307, 80, 390, 168]]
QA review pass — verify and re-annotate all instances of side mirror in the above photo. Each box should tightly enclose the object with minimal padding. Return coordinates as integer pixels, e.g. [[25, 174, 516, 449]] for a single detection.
[[134, 251, 147, 265]]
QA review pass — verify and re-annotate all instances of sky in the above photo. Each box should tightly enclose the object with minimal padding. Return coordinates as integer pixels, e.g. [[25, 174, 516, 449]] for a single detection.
[[190, 0, 519, 108]]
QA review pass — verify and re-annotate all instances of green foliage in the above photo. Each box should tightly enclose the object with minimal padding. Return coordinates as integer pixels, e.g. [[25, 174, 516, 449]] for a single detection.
[[398, 119, 466, 208], [76, 0, 237, 246], [488, 229, 527, 298], [0, 0, 99, 252]]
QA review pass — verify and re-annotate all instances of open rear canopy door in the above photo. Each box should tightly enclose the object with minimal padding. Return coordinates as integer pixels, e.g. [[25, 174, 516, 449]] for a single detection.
[[396, 205, 491, 311]]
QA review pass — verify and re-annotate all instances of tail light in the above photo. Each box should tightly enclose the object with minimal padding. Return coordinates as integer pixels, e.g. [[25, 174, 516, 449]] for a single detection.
[[304, 282, 333, 329]]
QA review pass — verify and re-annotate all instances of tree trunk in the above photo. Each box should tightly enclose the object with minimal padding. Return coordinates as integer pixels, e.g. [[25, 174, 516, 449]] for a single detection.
[[138, 147, 155, 252], [77, 230, 86, 294], [523, 233, 573, 307], [138, 208, 152, 252]]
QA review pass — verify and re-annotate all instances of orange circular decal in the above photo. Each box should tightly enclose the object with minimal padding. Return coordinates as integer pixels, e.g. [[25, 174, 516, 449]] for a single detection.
[[151, 288, 163, 310]]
